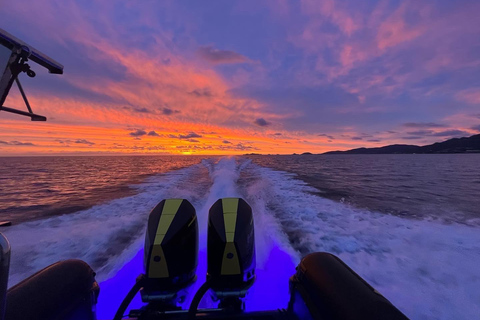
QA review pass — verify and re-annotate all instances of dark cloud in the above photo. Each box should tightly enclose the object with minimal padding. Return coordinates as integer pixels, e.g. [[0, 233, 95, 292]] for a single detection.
[[169, 132, 202, 139], [402, 136, 424, 140], [232, 143, 256, 151], [173, 142, 258, 152], [74, 139, 95, 145], [132, 107, 151, 113], [254, 118, 270, 127], [222, 140, 231, 144], [197, 46, 248, 64], [318, 133, 335, 139], [367, 139, 381, 142], [129, 129, 147, 137], [351, 137, 363, 140], [0, 141, 8, 144], [190, 88, 213, 98], [406, 129, 470, 137], [403, 122, 447, 128], [407, 130, 434, 135], [471, 124, 480, 132], [147, 131, 159, 136], [161, 108, 180, 115], [180, 132, 202, 139], [7, 141, 35, 146], [274, 133, 282, 136], [431, 130, 470, 137]]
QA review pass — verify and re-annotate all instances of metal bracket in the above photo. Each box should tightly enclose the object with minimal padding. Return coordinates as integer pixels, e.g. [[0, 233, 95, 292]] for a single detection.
[[0, 55, 46, 121]]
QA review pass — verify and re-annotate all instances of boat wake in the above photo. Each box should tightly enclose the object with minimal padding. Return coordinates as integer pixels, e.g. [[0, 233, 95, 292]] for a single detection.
[[3, 157, 480, 319]]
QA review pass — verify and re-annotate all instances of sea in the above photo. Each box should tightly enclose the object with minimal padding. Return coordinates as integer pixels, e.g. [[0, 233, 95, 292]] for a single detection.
[[0, 155, 479, 319]]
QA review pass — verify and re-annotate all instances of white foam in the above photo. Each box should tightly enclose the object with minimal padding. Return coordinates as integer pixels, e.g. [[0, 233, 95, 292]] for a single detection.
[[243, 162, 480, 320], [4, 164, 211, 286]]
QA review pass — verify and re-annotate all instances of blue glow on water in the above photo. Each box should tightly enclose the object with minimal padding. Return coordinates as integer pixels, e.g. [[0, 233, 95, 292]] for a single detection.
[[244, 245, 296, 311], [97, 244, 296, 318], [97, 249, 146, 319]]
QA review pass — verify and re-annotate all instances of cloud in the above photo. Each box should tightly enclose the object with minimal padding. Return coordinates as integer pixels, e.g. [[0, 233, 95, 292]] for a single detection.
[[129, 129, 147, 137], [318, 133, 334, 139], [161, 108, 180, 115], [471, 125, 480, 132], [456, 89, 480, 104], [403, 122, 447, 128], [132, 107, 151, 113], [376, 3, 425, 50], [197, 46, 248, 64], [222, 140, 231, 144], [351, 136, 363, 140], [406, 129, 471, 138], [2, 141, 36, 146], [74, 139, 95, 145], [169, 132, 202, 139], [189, 88, 213, 98], [147, 131, 159, 136], [431, 130, 470, 137], [367, 139, 381, 142], [406, 130, 434, 136], [274, 133, 282, 136], [254, 118, 270, 127]]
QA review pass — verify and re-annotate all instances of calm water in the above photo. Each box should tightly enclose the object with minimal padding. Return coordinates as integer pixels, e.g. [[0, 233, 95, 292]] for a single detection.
[[249, 154, 480, 224], [0, 156, 207, 223], [1, 155, 479, 319]]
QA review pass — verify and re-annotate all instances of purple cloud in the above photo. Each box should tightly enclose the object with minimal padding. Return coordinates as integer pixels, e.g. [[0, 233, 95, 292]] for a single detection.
[[161, 108, 180, 115], [197, 46, 248, 64], [129, 129, 147, 137], [403, 123, 447, 128], [169, 132, 202, 139], [254, 118, 270, 127], [147, 131, 159, 136], [9, 141, 35, 146], [190, 88, 213, 97], [75, 139, 95, 145]]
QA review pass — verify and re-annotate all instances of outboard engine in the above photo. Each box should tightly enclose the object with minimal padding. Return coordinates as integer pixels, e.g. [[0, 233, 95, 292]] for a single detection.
[[142, 199, 198, 305], [207, 198, 255, 310]]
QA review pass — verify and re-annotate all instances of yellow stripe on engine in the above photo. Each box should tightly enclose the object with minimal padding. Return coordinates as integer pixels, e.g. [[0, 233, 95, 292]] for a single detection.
[[221, 242, 241, 275], [149, 245, 168, 278], [148, 199, 183, 278], [221, 198, 241, 275]]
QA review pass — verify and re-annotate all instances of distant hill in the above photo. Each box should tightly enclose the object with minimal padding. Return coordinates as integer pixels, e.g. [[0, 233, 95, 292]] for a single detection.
[[324, 134, 480, 154]]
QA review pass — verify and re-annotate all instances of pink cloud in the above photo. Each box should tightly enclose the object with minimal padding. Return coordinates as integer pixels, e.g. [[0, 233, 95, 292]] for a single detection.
[[456, 89, 480, 105], [300, 0, 359, 36], [376, 2, 426, 50]]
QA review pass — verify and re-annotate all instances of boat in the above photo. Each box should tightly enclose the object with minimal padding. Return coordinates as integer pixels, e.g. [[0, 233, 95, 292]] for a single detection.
[[0, 29, 408, 320], [1, 197, 408, 320]]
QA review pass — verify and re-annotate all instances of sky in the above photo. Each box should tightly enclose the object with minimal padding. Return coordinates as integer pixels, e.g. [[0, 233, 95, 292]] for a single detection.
[[0, 0, 479, 155]]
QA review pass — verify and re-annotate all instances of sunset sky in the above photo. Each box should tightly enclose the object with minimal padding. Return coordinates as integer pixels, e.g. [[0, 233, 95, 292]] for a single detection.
[[1, 0, 479, 155]]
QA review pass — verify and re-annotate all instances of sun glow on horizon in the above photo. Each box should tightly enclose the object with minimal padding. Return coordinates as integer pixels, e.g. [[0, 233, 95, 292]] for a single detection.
[[1, 0, 479, 155]]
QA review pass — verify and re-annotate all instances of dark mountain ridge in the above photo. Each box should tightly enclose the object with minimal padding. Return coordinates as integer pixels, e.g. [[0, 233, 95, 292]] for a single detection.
[[324, 134, 480, 154]]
